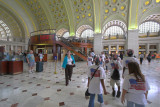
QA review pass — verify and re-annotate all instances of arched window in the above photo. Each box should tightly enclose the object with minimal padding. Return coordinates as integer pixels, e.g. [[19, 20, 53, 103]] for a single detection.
[[81, 29, 93, 38], [0, 20, 11, 41], [62, 32, 70, 38], [139, 21, 160, 33], [105, 26, 124, 36], [102, 20, 126, 39]]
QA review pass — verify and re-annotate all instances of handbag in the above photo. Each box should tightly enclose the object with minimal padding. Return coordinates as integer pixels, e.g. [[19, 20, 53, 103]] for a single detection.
[[85, 66, 99, 97], [72, 61, 76, 67]]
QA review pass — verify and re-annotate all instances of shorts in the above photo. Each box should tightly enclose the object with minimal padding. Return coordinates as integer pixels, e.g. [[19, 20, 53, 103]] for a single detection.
[[110, 78, 120, 87], [40, 57, 43, 59], [28, 62, 35, 67]]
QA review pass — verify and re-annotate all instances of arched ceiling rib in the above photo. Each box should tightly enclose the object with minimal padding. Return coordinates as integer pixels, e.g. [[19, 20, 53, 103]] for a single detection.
[[0, 5, 24, 38]]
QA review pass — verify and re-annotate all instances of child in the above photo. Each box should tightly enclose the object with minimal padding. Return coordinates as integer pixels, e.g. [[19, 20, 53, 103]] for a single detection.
[[121, 62, 150, 107], [87, 56, 108, 107], [109, 55, 122, 98]]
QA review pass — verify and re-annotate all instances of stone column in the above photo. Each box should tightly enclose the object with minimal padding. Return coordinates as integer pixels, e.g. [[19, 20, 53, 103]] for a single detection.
[[108, 45, 111, 54], [146, 43, 149, 55], [93, 33, 103, 55], [15, 45, 18, 53], [157, 43, 160, 54], [116, 45, 119, 54], [127, 30, 139, 57]]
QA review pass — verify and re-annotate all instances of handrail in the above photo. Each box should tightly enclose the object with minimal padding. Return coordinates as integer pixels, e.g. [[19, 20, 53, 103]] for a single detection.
[[30, 29, 56, 37], [56, 41, 87, 61]]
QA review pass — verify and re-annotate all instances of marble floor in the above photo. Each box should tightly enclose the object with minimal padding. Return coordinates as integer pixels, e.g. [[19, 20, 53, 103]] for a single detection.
[[0, 60, 160, 107]]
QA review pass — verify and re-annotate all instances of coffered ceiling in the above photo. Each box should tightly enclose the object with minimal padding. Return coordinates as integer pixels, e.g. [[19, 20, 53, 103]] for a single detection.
[[0, 0, 160, 38]]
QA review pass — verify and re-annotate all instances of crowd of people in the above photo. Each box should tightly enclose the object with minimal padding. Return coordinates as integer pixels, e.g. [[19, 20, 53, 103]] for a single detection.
[[86, 49, 150, 107], [1, 50, 44, 74], [1, 49, 153, 107]]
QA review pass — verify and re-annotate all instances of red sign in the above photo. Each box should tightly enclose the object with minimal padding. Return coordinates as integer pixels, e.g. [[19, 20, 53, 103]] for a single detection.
[[40, 35, 50, 41]]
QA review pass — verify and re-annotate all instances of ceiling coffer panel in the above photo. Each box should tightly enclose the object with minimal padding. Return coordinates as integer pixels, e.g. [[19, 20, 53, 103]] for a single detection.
[[71, 0, 94, 27], [102, 0, 128, 24], [23, 0, 50, 30], [47, 0, 69, 29]]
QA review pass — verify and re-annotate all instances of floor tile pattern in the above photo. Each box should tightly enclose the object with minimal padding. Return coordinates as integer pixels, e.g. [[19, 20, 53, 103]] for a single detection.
[[0, 60, 160, 107]]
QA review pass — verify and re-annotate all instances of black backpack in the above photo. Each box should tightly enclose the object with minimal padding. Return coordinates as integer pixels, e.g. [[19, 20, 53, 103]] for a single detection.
[[111, 68, 120, 80]]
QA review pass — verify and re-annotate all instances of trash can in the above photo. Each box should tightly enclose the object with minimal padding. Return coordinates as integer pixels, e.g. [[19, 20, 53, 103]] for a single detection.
[[36, 62, 43, 72]]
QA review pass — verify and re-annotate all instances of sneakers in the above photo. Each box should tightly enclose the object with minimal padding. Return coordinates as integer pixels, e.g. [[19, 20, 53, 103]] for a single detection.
[[116, 91, 121, 98], [28, 70, 32, 74], [112, 90, 115, 97], [100, 103, 104, 107]]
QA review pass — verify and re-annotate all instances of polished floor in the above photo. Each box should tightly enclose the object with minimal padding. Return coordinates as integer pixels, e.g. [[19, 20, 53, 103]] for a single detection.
[[0, 60, 160, 107]]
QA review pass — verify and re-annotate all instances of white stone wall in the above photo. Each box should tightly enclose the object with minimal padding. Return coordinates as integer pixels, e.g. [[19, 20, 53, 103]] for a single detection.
[[127, 30, 139, 57], [93, 33, 103, 55]]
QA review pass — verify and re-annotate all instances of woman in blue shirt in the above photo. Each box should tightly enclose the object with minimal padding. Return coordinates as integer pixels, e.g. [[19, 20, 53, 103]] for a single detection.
[[62, 51, 75, 86]]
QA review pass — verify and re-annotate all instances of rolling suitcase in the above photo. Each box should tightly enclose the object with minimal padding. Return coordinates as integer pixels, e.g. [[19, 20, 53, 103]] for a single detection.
[[36, 62, 43, 72]]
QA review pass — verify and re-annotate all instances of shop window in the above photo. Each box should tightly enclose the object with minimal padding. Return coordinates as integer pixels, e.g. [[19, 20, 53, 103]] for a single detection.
[[139, 45, 146, 49], [111, 46, 116, 50], [149, 45, 156, 49], [104, 46, 108, 50], [119, 46, 124, 50]]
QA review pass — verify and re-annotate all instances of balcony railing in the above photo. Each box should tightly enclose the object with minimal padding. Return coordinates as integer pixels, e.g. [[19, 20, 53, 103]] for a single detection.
[[30, 29, 56, 37]]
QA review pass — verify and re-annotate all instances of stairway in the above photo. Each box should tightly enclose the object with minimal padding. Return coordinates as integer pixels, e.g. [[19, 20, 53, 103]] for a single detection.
[[56, 39, 87, 61]]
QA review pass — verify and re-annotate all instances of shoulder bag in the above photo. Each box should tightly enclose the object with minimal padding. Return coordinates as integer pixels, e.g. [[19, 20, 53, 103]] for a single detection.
[[85, 66, 99, 97]]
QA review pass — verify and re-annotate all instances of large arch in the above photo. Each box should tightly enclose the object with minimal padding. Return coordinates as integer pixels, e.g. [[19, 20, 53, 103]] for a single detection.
[[139, 6, 160, 24], [56, 28, 69, 37], [102, 14, 127, 29], [76, 25, 93, 37], [102, 20, 127, 35]]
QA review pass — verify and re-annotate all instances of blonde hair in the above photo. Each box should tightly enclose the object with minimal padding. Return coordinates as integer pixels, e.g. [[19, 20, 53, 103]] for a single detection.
[[128, 62, 145, 82]]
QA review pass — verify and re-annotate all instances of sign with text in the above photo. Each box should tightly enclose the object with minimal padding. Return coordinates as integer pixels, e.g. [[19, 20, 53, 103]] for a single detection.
[[30, 34, 56, 45]]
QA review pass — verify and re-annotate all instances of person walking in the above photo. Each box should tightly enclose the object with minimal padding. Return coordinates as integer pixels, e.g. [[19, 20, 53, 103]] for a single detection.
[[140, 53, 144, 65], [38, 52, 43, 62], [87, 56, 108, 107], [87, 52, 93, 67], [121, 62, 150, 107], [122, 49, 139, 78], [26, 50, 35, 73], [147, 53, 151, 64], [62, 51, 75, 86], [109, 55, 122, 98]]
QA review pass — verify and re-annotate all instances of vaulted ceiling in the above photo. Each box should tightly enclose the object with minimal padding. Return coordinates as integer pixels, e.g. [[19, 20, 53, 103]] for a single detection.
[[0, 0, 160, 38]]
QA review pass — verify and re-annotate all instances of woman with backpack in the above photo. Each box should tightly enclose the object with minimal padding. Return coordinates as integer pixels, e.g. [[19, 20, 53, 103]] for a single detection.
[[108, 55, 122, 98]]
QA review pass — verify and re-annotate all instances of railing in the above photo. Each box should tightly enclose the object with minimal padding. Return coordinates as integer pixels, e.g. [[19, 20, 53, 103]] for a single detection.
[[30, 29, 56, 37], [56, 41, 87, 61]]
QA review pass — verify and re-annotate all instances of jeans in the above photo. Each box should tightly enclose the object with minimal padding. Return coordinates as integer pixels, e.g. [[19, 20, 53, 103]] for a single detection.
[[88, 94, 103, 107], [127, 101, 145, 107]]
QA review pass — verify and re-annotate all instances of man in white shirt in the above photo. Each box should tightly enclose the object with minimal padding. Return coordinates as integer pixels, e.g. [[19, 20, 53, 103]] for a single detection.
[[87, 56, 108, 107], [122, 49, 139, 78]]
